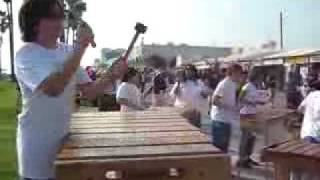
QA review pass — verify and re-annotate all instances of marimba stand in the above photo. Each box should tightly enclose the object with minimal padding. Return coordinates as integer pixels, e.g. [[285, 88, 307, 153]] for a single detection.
[[55, 109, 231, 180], [262, 140, 320, 180]]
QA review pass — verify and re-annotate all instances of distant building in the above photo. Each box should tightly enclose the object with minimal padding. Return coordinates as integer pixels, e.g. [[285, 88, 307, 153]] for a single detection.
[[98, 43, 232, 69], [140, 43, 232, 67], [99, 48, 126, 66]]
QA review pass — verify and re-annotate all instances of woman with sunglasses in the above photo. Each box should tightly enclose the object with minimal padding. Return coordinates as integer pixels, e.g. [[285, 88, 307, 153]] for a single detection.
[[15, 0, 126, 179]]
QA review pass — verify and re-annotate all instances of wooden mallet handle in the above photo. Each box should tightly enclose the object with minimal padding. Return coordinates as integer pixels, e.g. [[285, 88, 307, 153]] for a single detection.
[[123, 22, 147, 61]]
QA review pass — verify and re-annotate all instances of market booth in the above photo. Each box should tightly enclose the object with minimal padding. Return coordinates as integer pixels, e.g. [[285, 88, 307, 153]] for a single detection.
[[262, 48, 320, 88]]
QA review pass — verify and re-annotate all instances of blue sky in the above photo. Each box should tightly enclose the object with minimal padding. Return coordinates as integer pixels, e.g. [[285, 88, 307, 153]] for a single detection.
[[1, 0, 320, 72]]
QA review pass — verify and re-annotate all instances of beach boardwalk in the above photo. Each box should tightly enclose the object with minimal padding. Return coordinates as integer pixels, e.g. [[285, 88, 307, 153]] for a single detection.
[[55, 108, 231, 180]]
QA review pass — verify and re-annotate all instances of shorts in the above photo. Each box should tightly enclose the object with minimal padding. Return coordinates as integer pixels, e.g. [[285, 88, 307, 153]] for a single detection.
[[211, 121, 231, 153]]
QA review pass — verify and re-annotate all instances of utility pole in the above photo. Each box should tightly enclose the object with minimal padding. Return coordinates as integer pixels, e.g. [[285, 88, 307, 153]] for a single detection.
[[8, 0, 14, 81], [280, 11, 284, 50], [0, 35, 2, 75]]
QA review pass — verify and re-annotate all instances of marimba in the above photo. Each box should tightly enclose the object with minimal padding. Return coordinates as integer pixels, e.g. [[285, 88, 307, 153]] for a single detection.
[[55, 108, 231, 180], [244, 106, 297, 146], [262, 140, 320, 180]]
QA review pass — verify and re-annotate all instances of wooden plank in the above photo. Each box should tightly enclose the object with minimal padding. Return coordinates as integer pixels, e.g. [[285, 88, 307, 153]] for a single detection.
[[278, 141, 309, 153], [58, 144, 220, 160], [270, 140, 301, 152], [63, 135, 209, 149], [72, 115, 183, 121], [71, 117, 186, 123], [70, 122, 190, 129], [69, 131, 206, 140], [70, 125, 198, 134], [56, 154, 231, 180], [72, 112, 182, 118], [70, 119, 186, 125], [262, 140, 320, 164], [263, 141, 309, 162], [293, 143, 319, 154], [72, 116, 185, 121]]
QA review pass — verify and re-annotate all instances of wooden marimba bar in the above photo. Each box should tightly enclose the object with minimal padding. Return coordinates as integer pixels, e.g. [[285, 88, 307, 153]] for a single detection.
[[55, 108, 231, 180], [262, 140, 320, 180]]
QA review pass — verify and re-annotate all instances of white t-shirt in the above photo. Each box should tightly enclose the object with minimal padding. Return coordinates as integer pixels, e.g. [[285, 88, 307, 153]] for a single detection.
[[116, 82, 141, 112], [15, 42, 91, 179], [299, 91, 320, 139], [240, 82, 257, 115], [170, 80, 209, 114], [210, 77, 240, 124]]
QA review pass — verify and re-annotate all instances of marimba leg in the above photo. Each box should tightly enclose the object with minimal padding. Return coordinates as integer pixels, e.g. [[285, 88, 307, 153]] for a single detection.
[[274, 164, 290, 180]]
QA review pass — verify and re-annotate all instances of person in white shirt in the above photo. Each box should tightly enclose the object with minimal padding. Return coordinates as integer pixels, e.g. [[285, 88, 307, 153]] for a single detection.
[[298, 81, 320, 143], [116, 68, 144, 112], [15, 1, 126, 179], [170, 65, 210, 128], [211, 63, 243, 152], [292, 81, 320, 180], [237, 72, 261, 168]]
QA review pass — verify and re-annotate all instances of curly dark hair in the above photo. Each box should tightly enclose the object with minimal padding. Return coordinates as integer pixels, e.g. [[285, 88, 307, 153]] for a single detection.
[[184, 64, 198, 81], [18, 0, 64, 42], [122, 67, 138, 82], [146, 55, 167, 69]]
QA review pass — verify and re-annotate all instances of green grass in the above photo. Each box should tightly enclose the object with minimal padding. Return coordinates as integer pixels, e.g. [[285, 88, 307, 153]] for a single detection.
[[0, 80, 17, 180]]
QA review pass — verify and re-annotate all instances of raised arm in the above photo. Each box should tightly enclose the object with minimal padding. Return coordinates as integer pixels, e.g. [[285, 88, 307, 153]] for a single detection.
[[15, 26, 93, 97], [40, 26, 92, 96], [39, 48, 87, 96]]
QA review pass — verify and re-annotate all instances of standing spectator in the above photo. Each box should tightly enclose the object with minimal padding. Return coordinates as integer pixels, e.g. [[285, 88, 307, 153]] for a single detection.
[[287, 65, 303, 109], [85, 66, 96, 81], [170, 65, 210, 128], [210, 73, 220, 91], [144, 55, 168, 106], [292, 81, 320, 180], [298, 80, 320, 143], [116, 68, 144, 112], [267, 76, 277, 108], [308, 71, 319, 92], [237, 72, 261, 168], [210, 63, 243, 152]]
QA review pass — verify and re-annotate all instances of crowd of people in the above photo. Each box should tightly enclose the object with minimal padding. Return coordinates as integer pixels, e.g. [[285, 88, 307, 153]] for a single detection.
[[112, 57, 320, 172], [112, 61, 268, 168]]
